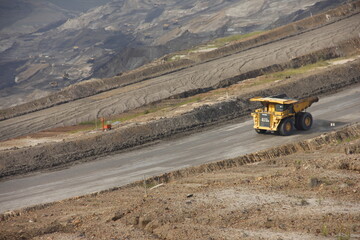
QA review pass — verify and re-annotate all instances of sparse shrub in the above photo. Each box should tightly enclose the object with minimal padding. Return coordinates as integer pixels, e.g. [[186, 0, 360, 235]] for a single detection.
[[295, 160, 302, 169], [322, 224, 329, 237], [339, 162, 350, 170], [337, 226, 351, 240], [337, 232, 351, 240], [300, 199, 309, 206], [309, 177, 322, 188]]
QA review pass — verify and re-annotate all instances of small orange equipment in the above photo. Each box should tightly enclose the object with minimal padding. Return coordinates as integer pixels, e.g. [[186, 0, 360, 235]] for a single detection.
[[100, 117, 112, 131]]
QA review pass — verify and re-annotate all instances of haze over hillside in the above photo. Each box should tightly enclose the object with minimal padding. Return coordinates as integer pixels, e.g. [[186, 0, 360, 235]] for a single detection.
[[0, 0, 347, 109], [0, 0, 113, 35]]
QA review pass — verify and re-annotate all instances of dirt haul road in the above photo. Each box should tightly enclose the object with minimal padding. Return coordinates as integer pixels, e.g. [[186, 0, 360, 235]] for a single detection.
[[0, 13, 359, 141], [0, 84, 359, 213]]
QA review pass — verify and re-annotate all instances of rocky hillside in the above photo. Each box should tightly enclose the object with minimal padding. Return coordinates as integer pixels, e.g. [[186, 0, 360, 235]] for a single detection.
[[0, 0, 112, 35], [0, 0, 348, 109]]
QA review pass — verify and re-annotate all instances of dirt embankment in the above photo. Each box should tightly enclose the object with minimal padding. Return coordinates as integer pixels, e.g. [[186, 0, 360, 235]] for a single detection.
[[1, 123, 359, 240], [1, 1, 359, 121], [195, 1, 360, 62], [1, 59, 359, 179], [172, 37, 360, 99], [0, 58, 195, 121]]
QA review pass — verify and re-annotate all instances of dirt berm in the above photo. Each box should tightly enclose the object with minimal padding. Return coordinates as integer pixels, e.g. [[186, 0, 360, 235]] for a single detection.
[[1, 59, 359, 179], [171, 37, 360, 99], [1, 1, 359, 121]]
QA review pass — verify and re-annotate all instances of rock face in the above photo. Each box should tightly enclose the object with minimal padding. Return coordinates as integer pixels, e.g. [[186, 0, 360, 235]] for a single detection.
[[0, 0, 347, 108]]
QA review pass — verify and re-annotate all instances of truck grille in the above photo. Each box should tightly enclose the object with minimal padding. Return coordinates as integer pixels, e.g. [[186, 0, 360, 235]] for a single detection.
[[260, 113, 270, 127]]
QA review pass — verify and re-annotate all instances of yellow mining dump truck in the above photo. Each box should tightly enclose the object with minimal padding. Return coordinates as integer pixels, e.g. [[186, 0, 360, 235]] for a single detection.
[[250, 94, 319, 136]]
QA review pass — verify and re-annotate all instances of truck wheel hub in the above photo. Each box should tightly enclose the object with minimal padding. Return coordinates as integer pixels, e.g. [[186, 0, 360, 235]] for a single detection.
[[285, 122, 292, 131]]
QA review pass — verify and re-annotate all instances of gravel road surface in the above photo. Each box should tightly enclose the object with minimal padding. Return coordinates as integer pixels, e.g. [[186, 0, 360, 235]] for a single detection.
[[0, 84, 359, 213]]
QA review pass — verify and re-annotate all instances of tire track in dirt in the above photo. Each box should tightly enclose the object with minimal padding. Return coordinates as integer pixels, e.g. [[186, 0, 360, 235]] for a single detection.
[[0, 14, 359, 141]]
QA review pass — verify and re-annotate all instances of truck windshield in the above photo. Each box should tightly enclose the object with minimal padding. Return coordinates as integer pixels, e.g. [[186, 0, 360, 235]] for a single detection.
[[275, 104, 283, 112], [275, 104, 290, 112]]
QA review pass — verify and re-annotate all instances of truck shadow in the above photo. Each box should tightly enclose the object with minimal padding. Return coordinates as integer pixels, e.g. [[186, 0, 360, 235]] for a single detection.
[[292, 119, 348, 136], [256, 119, 348, 137]]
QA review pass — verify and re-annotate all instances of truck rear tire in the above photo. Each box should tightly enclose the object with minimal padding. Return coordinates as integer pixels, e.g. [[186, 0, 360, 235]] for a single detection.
[[279, 118, 294, 136], [295, 112, 313, 130]]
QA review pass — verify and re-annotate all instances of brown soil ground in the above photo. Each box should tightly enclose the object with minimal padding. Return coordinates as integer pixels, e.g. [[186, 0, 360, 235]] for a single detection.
[[1, 124, 359, 240]]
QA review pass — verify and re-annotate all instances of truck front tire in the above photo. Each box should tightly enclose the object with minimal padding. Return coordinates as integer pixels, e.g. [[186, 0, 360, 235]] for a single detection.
[[279, 118, 294, 136]]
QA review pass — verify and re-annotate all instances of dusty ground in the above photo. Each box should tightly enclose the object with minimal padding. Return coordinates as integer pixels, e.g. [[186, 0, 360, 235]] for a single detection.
[[1, 10, 359, 141], [1, 125, 359, 240]]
